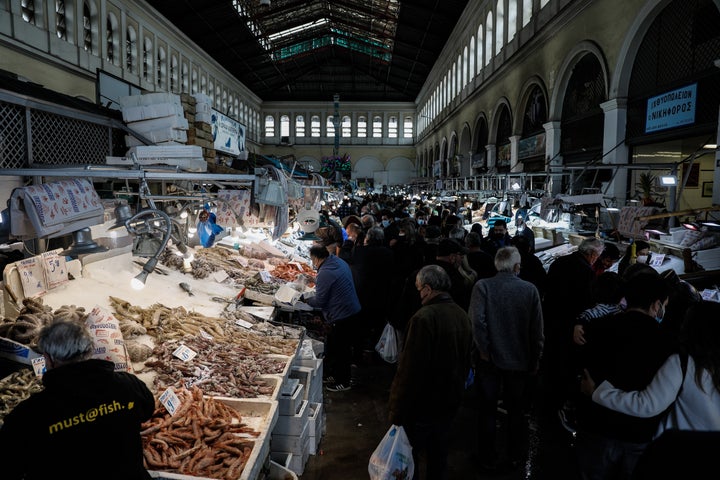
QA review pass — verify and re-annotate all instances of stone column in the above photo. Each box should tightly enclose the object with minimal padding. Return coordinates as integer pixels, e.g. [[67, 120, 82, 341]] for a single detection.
[[510, 135, 521, 172], [543, 121, 562, 195], [601, 98, 630, 206]]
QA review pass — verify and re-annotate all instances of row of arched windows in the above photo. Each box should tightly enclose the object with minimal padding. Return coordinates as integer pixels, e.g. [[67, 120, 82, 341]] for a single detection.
[[419, 0, 550, 134], [18, 0, 262, 139], [264, 114, 414, 140]]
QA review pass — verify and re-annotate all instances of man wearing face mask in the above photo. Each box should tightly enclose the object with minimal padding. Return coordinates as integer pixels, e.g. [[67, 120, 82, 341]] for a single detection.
[[468, 246, 544, 471], [380, 208, 400, 246], [574, 270, 678, 479], [481, 219, 513, 257]]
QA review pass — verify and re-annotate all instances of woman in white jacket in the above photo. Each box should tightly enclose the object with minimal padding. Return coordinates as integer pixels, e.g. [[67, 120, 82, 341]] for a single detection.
[[581, 300, 720, 436]]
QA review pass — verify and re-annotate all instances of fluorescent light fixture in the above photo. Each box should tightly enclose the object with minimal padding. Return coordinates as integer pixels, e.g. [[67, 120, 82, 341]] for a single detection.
[[703, 143, 717, 150], [660, 175, 678, 186], [606, 207, 620, 212]]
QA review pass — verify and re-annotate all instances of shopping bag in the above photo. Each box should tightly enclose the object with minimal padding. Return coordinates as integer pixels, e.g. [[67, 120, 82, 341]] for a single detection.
[[375, 323, 398, 364], [368, 424, 414, 480]]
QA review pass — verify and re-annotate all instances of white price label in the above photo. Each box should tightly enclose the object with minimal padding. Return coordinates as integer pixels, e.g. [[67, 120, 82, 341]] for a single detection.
[[31, 356, 46, 378], [159, 388, 181, 416], [172, 344, 198, 362], [650, 253, 666, 267], [199, 329, 214, 340], [211, 270, 229, 282], [235, 319, 254, 329], [700, 289, 718, 301], [259, 271, 272, 283]]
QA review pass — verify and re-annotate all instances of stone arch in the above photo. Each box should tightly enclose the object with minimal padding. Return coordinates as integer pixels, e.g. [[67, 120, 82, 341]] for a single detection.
[[489, 97, 513, 145], [387, 157, 415, 186], [458, 123, 472, 176], [549, 40, 609, 121], [297, 155, 321, 174], [353, 155, 384, 180], [516, 76, 549, 134]]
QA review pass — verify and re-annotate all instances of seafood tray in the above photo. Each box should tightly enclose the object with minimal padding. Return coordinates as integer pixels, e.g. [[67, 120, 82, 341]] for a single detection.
[[262, 354, 294, 385], [148, 397, 278, 480]]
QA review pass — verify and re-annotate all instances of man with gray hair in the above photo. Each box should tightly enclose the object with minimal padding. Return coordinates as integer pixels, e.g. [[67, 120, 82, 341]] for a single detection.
[[542, 237, 605, 429], [469, 246, 544, 472], [388, 264, 472, 480], [0, 320, 155, 480]]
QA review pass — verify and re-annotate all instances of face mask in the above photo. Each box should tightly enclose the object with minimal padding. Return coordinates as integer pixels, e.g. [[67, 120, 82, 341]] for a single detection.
[[655, 304, 665, 323], [382, 220, 390, 228], [417, 219, 425, 225], [637, 255, 649, 264]]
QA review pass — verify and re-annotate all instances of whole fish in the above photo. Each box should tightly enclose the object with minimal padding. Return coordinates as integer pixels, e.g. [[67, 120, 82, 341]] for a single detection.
[[179, 282, 194, 296]]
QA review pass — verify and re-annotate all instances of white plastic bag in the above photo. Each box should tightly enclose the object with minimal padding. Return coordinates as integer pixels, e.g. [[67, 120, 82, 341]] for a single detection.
[[368, 424, 414, 480], [375, 323, 398, 364]]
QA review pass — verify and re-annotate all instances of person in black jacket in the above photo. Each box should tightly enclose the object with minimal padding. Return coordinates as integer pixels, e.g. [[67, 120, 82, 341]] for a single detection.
[[575, 271, 678, 479], [0, 320, 155, 480]]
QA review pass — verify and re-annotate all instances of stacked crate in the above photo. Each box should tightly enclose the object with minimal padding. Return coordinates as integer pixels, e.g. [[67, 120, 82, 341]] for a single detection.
[[181, 93, 216, 164], [120, 92, 189, 146], [270, 341, 325, 476]]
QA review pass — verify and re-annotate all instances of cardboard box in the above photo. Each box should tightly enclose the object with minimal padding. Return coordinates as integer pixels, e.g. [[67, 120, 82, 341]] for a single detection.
[[273, 399, 309, 436], [0, 336, 42, 365]]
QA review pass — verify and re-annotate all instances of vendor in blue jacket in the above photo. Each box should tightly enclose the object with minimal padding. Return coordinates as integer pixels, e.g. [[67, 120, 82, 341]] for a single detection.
[[306, 244, 361, 392], [0, 320, 155, 480]]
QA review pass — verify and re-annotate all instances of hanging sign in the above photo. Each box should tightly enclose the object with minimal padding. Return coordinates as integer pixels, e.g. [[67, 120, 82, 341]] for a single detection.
[[211, 109, 246, 155], [645, 83, 697, 133]]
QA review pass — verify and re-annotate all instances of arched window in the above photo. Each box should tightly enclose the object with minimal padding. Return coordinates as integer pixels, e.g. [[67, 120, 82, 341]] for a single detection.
[[221, 90, 228, 113], [191, 69, 198, 93], [540, 0, 550, 7], [106, 13, 119, 64], [181, 62, 188, 92], [469, 36, 476, 82], [22, 0, 36, 25], [264, 115, 275, 138], [126, 26, 137, 73], [372, 116, 382, 137], [341, 116, 351, 137], [403, 116, 413, 138], [522, 0, 532, 27], [388, 116, 398, 138], [452, 61, 457, 98], [462, 46, 468, 87], [495, 0, 504, 54], [295, 115, 305, 137], [456, 55, 462, 93], [200, 75, 206, 94], [170, 55, 178, 92], [280, 115, 290, 137], [477, 25, 484, 74], [142, 37, 153, 82], [508, 0, 517, 41], [326, 116, 335, 137], [83, 2, 93, 52], [357, 116, 367, 137], [156, 47, 166, 89], [56, 1, 67, 40], [311, 115, 321, 137], [485, 12, 493, 65]]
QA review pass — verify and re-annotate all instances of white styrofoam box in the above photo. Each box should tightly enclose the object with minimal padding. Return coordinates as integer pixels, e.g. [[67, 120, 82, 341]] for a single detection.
[[147, 397, 277, 480], [195, 112, 213, 124], [192, 92, 212, 105], [128, 114, 189, 132], [0, 336, 42, 365], [272, 419, 309, 456], [268, 460, 298, 480], [295, 357, 323, 380], [287, 450, 310, 477], [119, 92, 181, 108], [122, 102, 184, 123], [195, 102, 211, 114], [128, 145, 202, 158], [273, 399, 309, 436], [270, 452, 292, 469], [277, 381, 304, 416], [307, 402, 324, 455], [289, 366, 312, 400], [108, 154, 206, 172], [124, 136, 185, 148], [126, 126, 187, 144]]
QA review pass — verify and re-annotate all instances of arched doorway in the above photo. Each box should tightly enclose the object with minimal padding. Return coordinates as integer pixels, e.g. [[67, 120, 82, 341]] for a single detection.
[[519, 84, 548, 173], [472, 115, 489, 173], [495, 104, 513, 173]]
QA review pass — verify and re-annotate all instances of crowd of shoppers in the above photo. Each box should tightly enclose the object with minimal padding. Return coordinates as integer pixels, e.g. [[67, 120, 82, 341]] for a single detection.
[[308, 193, 711, 480]]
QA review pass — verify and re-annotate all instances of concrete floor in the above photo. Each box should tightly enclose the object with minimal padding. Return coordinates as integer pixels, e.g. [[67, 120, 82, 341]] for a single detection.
[[301, 356, 583, 480]]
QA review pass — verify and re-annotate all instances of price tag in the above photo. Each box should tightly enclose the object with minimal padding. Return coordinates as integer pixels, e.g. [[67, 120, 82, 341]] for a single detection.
[[41, 251, 68, 289], [235, 319, 254, 329], [700, 289, 718, 301], [17, 258, 46, 297], [259, 270, 272, 283], [234, 256, 249, 267], [650, 253, 666, 267], [289, 261, 303, 271], [31, 356, 46, 378], [211, 270, 229, 282], [199, 329, 214, 340], [159, 388, 181, 416], [172, 344, 198, 362]]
